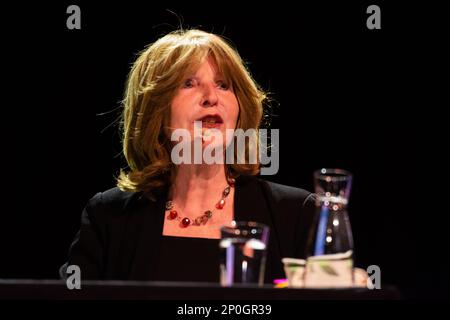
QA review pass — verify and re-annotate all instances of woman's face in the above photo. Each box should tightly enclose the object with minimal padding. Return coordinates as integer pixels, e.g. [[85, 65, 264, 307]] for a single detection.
[[170, 57, 239, 149]]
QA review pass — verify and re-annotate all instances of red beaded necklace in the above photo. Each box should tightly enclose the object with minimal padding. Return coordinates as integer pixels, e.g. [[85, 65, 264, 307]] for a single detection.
[[165, 181, 234, 228]]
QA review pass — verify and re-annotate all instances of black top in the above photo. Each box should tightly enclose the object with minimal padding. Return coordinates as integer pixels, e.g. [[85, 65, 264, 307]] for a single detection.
[[62, 175, 315, 283], [154, 236, 220, 282]]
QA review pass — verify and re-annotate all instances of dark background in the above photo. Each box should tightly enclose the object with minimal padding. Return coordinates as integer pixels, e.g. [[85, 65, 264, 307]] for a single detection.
[[2, 1, 448, 299]]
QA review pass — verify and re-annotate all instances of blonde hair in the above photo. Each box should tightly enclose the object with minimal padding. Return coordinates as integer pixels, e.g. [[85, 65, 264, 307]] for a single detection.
[[117, 29, 267, 200]]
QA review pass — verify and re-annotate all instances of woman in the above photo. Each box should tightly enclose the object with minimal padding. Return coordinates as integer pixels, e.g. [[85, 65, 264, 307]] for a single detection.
[[62, 29, 315, 283]]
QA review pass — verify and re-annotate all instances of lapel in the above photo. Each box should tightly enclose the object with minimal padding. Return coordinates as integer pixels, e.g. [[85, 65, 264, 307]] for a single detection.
[[234, 176, 284, 281], [234, 175, 270, 225], [127, 192, 167, 280]]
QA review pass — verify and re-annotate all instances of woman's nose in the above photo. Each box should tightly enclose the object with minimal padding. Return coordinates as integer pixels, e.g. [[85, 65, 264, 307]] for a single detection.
[[200, 83, 218, 108]]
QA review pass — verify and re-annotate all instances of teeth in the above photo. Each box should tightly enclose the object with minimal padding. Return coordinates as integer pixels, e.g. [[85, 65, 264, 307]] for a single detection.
[[200, 116, 220, 124]]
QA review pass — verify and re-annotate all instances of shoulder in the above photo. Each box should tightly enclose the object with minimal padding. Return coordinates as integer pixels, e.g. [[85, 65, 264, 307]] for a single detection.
[[258, 178, 315, 206], [84, 187, 147, 219], [238, 175, 315, 207]]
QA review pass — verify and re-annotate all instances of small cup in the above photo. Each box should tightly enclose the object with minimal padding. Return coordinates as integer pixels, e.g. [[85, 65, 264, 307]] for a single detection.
[[282, 258, 306, 288], [220, 221, 270, 286]]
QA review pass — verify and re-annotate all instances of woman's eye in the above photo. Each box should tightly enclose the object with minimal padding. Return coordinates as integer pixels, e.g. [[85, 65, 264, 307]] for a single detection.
[[217, 81, 229, 90], [183, 79, 195, 88]]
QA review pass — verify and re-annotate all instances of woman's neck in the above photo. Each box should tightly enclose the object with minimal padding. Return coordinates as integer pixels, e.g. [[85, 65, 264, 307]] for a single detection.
[[170, 164, 229, 212]]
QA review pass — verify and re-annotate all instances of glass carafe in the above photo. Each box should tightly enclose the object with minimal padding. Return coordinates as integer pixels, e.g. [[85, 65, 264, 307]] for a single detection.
[[303, 168, 354, 288]]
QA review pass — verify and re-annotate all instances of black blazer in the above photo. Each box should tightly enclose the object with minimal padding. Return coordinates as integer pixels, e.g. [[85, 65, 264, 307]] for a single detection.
[[63, 175, 315, 282]]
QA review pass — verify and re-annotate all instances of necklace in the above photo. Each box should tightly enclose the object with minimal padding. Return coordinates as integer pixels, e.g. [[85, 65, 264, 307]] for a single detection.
[[165, 181, 234, 228]]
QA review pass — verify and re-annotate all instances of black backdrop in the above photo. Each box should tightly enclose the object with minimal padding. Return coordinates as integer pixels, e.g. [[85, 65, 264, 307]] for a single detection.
[[2, 1, 448, 299]]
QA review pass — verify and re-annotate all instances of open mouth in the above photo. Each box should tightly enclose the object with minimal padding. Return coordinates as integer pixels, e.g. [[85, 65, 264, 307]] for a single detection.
[[196, 114, 224, 128]]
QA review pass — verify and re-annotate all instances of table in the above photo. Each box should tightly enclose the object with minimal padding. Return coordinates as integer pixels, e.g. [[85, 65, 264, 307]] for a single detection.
[[0, 279, 402, 300]]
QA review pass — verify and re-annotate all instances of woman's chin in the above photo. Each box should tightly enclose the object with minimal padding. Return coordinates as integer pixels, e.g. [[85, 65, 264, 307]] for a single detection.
[[201, 140, 226, 150]]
